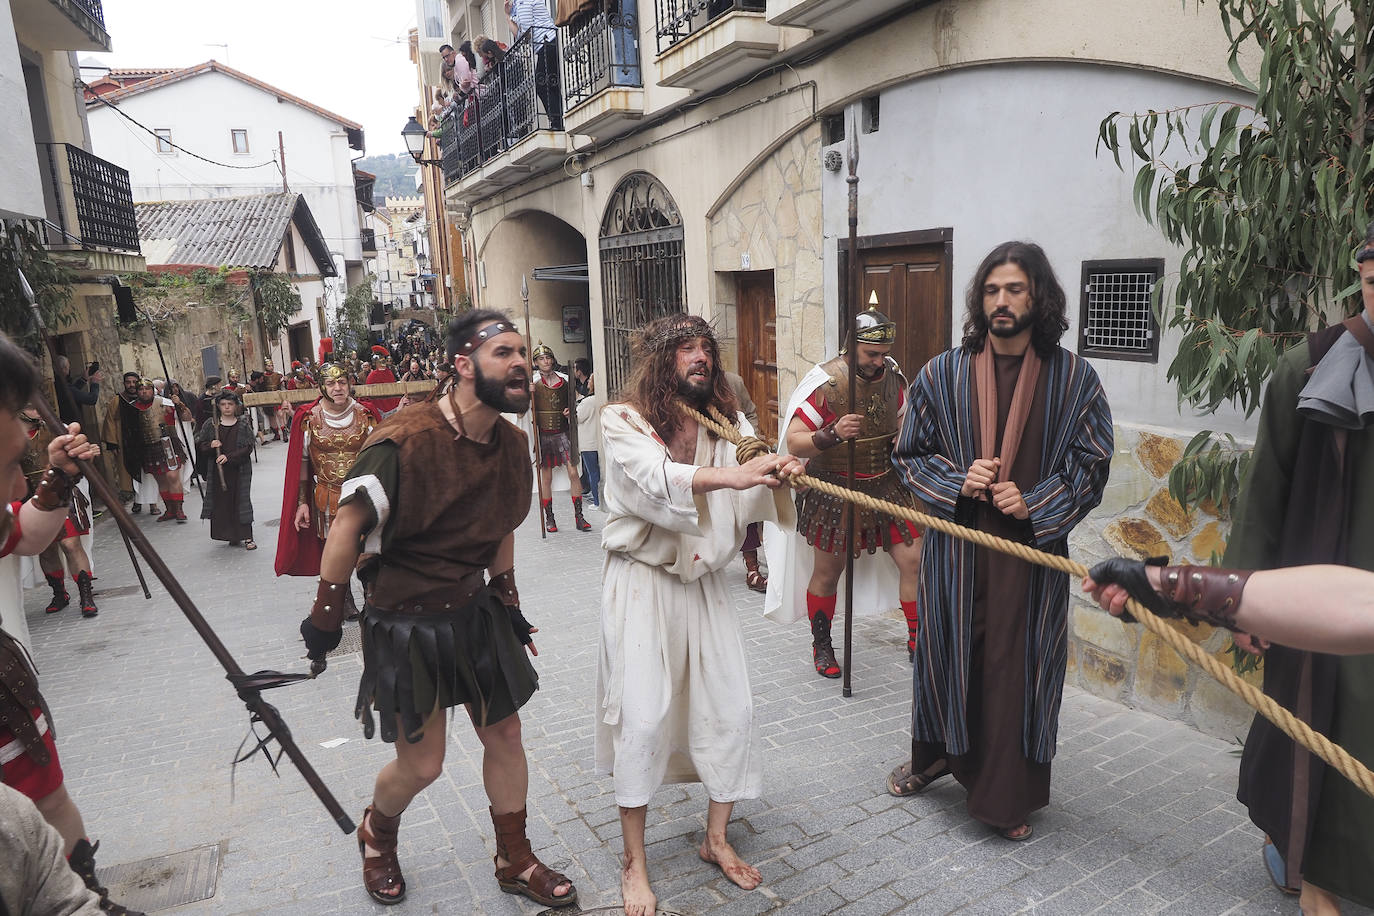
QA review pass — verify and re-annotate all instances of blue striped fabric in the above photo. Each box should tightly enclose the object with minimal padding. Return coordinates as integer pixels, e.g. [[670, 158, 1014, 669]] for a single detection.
[[892, 345, 1113, 763]]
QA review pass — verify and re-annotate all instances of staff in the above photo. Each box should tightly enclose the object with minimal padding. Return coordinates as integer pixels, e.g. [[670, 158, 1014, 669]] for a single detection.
[[521, 274, 546, 540], [140, 304, 203, 498], [16, 259, 354, 835], [842, 105, 860, 698]]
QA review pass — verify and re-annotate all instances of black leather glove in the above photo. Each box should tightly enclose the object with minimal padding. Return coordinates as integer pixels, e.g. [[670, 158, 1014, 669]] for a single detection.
[[1087, 557, 1169, 623], [507, 605, 535, 646], [300, 617, 343, 661]]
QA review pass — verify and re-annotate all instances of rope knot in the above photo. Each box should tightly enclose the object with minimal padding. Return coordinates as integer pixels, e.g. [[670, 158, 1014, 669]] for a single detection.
[[735, 435, 771, 465]]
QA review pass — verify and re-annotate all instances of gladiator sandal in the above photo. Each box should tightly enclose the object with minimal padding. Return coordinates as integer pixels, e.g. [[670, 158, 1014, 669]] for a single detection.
[[573, 496, 592, 531], [358, 805, 406, 905], [76, 570, 98, 618], [490, 807, 578, 908], [68, 839, 146, 916], [172, 497, 187, 523], [156, 493, 177, 522], [542, 499, 558, 533], [44, 572, 70, 614], [743, 550, 767, 592], [810, 610, 841, 679]]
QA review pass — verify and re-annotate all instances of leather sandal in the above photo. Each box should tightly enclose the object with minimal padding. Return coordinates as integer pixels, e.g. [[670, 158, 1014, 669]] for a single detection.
[[358, 805, 406, 905], [887, 759, 949, 797], [490, 807, 577, 907], [1000, 823, 1033, 842]]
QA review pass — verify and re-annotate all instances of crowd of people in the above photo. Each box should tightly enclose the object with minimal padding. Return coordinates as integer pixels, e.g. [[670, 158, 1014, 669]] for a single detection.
[[2, 229, 1372, 916]]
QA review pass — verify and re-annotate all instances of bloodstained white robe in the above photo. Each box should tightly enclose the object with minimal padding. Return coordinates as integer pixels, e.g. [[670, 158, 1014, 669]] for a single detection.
[[595, 403, 794, 807]]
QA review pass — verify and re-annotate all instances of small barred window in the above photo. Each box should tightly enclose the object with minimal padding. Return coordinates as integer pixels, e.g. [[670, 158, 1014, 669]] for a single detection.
[[1078, 259, 1162, 362]]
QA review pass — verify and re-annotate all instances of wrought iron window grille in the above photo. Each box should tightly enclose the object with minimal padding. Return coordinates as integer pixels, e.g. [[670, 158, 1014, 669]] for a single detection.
[[1078, 258, 1162, 362]]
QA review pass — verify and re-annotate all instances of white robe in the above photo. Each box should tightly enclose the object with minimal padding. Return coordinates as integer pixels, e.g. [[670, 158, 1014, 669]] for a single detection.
[[595, 404, 794, 807], [762, 362, 902, 624]]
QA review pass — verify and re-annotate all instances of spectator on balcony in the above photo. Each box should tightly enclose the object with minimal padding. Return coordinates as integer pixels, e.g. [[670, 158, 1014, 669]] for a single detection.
[[508, 0, 563, 130], [456, 41, 478, 95]]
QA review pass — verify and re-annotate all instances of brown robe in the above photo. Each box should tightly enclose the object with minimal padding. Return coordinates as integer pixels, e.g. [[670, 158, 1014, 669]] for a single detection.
[[912, 352, 1051, 830]]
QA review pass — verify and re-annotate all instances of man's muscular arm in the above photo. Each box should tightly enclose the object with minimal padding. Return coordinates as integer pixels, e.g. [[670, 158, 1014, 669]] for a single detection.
[[786, 413, 860, 459], [300, 500, 369, 666], [13, 424, 99, 554]]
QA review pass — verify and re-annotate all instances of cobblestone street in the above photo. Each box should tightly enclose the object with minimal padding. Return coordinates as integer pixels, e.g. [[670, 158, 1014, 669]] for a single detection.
[[18, 439, 1359, 915]]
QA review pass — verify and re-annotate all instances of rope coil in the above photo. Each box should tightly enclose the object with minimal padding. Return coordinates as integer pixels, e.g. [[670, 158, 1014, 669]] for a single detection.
[[683, 402, 1374, 801]]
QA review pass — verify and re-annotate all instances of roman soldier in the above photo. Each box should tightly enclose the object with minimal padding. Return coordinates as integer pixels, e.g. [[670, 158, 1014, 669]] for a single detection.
[[222, 368, 246, 393], [118, 378, 191, 523], [20, 410, 97, 617], [764, 305, 923, 677], [257, 358, 286, 441], [365, 345, 400, 414], [531, 343, 591, 533], [275, 361, 381, 617]]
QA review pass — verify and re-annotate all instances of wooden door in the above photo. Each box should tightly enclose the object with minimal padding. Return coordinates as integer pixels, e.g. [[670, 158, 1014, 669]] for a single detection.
[[736, 271, 779, 443], [841, 229, 953, 382]]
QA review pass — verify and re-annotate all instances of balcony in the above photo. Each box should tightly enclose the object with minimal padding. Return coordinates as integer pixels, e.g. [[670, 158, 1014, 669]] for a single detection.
[[11, 0, 111, 52], [361, 228, 377, 255], [37, 143, 139, 253], [766, 0, 923, 35], [655, 0, 778, 94], [438, 27, 567, 197], [559, 2, 645, 140]]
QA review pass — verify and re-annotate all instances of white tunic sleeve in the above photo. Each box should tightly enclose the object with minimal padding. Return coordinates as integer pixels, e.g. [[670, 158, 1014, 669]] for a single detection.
[[599, 404, 703, 535]]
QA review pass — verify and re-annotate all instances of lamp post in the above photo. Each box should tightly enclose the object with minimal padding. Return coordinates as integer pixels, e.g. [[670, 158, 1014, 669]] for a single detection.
[[402, 116, 443, 166]]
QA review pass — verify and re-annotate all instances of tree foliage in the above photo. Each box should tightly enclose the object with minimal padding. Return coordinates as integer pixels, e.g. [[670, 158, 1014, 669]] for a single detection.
[[252, 271, 301, 339], [1099, 0, 1374, 510], [334, 275, 375, 353], [0, 223, 75, 348]]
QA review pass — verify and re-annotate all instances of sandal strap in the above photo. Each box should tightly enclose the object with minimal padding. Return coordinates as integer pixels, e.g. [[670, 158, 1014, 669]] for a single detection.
[[522, 860, 573, 898]]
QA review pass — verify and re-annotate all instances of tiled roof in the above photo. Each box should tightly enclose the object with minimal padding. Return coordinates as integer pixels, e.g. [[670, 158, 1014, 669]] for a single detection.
[[134, 192, 337, 277], [88, 61, 364, 142]]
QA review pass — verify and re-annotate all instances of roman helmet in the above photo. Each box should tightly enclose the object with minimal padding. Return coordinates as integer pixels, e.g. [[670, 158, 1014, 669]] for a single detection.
[[264, 357, 275, 372], [532, 342, 555, 364], [845, 296, 897, 352], [317, 361, 349, 391], [227, 367, 241, 383], [370, 345, 392, 368]]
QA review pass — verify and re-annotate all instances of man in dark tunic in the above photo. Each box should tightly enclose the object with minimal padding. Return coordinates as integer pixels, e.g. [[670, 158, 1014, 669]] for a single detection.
[[1223, 228, 1374, 912], [298, 309, 576, 909], [888, 241, 1113, 840]]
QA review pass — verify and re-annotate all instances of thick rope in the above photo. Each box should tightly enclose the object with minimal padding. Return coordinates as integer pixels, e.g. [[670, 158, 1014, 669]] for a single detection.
[[683, 402, 1374, 801]]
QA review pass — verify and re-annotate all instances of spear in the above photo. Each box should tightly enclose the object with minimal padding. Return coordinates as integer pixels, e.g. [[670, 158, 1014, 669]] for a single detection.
[[521, 274, 546, 540], [842, 104, 860, 698], [139, 305, 203, 499], [15, 260, 354, 835]]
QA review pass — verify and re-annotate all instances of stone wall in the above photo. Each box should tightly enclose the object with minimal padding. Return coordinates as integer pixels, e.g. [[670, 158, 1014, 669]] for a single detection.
[[1067, 423, 1260, 742], [119, 283, 260, 396], [708, 123, 825, 401]]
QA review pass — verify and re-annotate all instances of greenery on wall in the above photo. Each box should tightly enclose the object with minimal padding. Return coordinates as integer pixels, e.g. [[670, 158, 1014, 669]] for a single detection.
[[0, 223, 75, 347], [334, 275, 375, 354], [252, 270, 302, 339], [117, 267, 250, 341], [1098, 0, 1373, 514]]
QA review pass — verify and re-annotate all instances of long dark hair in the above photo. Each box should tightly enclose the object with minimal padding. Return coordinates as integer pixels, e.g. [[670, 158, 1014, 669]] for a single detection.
[[0, 332, 40, 415], [961, 240, 1068, 358], [618, 314, 737, 440]]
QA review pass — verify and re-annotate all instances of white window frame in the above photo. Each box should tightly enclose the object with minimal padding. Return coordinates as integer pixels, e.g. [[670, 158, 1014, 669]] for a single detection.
[[155, 128, 174, 154], [230, 129, 250, 155]]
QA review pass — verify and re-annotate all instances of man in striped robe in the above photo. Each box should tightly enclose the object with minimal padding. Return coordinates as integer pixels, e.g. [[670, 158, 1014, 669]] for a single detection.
[[887, 241, 1113, 841]]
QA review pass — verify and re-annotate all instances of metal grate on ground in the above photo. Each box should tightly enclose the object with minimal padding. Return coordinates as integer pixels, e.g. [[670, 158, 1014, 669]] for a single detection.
[[97, 843, 220, 912]]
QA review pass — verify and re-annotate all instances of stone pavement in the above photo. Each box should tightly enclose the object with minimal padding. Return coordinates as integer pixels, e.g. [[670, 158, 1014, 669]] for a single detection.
[[18, 438, 1363, 915]]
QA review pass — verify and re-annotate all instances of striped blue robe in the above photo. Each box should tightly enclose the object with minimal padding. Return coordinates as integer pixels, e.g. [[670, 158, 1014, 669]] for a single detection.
[[892, 345, 1112, 763]]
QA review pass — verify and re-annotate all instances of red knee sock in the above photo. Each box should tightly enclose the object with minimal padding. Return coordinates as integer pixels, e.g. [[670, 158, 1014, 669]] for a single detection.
[[806, 591, 836, 623], [901, 598, 919, 646]]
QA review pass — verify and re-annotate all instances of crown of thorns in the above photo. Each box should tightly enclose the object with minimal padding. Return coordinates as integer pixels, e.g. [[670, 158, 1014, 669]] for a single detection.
[[640, 315, 718, 352]]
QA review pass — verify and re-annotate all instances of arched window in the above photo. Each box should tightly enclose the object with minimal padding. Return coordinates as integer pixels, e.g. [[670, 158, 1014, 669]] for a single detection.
[[598, 171, 685, 394]]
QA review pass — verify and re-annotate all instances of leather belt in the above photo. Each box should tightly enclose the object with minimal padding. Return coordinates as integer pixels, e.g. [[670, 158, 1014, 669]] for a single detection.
[[367, 573, 486, 615]]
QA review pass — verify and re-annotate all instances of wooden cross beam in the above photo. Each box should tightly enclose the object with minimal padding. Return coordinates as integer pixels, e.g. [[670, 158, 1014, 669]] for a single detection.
[[239, 380, 437, 408]]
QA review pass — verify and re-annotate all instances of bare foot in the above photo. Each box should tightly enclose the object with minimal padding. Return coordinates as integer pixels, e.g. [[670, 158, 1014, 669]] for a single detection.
[[621, 852, 656, 916], [699, 834, 761, 890]]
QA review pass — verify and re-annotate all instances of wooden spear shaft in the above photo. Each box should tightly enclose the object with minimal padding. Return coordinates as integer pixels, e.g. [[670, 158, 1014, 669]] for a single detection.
[[842, 107, 860, 698]]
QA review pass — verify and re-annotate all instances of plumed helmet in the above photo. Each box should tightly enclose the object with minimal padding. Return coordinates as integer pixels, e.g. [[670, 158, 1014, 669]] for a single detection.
[[853, 302, 897, 345], [317, 362, 349, 389], [370, 345, 391, 367]]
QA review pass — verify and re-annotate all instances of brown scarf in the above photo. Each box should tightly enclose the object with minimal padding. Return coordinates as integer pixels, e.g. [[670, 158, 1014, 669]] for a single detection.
[[975, 344, 1041, 482]]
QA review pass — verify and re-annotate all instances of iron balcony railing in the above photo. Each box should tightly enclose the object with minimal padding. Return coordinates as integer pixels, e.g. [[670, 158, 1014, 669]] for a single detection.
[[71, 0, 106, 28], [436, 26, 563, 185], [37, 142, 139, 252], [560, 0, 642, 110], [654, 0, 763, 53]]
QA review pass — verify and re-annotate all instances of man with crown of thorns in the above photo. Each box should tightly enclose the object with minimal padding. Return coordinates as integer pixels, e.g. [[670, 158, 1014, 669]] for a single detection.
[[765, 302, 924, 678]]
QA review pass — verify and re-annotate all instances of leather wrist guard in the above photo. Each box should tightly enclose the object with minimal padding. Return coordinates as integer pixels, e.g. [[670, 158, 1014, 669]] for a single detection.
[[812, 424, 841, 451], [1089, 557, 1249, 631], [31, 467, 79, 511], [298, 479, 311, 507], [489, 569, 518, 608], [309, 577, 349, 633], [1158, 565, 1251, 631]]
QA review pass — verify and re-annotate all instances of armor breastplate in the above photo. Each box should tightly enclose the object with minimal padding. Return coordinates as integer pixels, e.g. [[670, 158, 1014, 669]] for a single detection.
[[532, 377, 570, 432], [307, 406, 374, 487], [137, 402, 165, 445], [808, 355, 903, 476], [262, 372, 283, 392]]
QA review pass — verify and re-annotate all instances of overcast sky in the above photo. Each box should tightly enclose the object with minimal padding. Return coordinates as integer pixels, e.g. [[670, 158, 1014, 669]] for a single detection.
[[86, 0, 419, 157]]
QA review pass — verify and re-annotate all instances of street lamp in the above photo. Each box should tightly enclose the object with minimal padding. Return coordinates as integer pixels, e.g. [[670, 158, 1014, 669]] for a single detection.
[[402, 116, 442, 166]]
